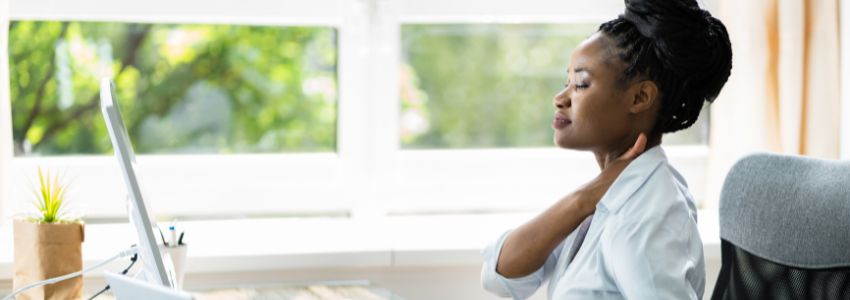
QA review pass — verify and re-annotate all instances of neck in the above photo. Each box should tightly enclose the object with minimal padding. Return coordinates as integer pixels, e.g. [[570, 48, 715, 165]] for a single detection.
[[593, 134, 661, 170]]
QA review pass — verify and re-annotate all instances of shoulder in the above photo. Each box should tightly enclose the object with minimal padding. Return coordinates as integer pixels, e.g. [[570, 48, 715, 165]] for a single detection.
[[598, 161, 703, 267], [598, 146, 697, 221], [603, 152, 699, 236], [619, 162, 695, 225], [599, 162, 707, 299]]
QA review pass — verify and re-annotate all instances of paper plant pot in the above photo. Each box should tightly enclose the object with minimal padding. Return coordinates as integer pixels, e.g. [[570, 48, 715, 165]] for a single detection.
[[13, 219, 85, 300]]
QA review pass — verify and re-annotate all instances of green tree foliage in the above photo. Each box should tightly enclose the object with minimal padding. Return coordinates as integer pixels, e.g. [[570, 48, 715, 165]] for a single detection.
[[9, 21, 337, 156], [9, 21, 705, 156], [400, 24, 708, 149]]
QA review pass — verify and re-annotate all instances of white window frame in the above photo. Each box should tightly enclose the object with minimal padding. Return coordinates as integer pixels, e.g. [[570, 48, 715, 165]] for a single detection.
[[1, 0, 711, 221], [2, 0, 371, 220]]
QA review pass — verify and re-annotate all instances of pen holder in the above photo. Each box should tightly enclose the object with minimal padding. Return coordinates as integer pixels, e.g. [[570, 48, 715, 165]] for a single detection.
[[166, 244, 188, 289]]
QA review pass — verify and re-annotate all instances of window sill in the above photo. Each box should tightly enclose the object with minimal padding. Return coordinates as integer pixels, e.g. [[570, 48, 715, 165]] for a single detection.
[[0, 210, 721, 280]]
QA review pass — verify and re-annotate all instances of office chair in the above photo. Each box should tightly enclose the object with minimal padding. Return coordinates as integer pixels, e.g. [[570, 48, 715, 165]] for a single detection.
[[712, 153, 850, 300]]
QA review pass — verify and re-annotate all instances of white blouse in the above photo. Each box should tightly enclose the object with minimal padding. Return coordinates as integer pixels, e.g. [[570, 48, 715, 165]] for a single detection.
[[481, 146, 705, 299]]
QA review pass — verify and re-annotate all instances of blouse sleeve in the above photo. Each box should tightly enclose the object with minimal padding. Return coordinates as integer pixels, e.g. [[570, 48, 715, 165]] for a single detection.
[[480, 230, 564, 299]]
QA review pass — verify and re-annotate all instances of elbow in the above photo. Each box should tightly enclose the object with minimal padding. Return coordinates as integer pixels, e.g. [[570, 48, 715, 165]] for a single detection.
[[481, 262, 511, 297], [494, 253, 537, 279]]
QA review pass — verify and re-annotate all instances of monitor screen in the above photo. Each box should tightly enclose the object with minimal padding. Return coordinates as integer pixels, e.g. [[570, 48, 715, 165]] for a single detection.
[[100, 78, 174, 288]]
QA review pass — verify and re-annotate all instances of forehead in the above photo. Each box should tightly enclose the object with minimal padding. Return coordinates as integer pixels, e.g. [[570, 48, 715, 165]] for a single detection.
[[569, 33, 616, 73]]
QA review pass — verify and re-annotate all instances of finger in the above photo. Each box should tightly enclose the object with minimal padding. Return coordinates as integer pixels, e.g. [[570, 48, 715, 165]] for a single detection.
[[620, 133, 647, 160]]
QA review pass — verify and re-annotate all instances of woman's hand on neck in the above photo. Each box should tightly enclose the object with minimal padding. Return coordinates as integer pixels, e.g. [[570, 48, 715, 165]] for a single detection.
[[574, 133, 651, 216], [594, 131, 660, 170]]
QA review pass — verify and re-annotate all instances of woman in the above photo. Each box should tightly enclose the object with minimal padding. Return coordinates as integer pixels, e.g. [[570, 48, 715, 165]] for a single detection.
[[480, 0, 732, 299]]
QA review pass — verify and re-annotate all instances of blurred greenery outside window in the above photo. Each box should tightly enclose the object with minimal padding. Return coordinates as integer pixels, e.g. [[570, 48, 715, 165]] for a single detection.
[[8, 22, 707, 157], [9, 21, 338, 156], [399, 24, 709, 149]]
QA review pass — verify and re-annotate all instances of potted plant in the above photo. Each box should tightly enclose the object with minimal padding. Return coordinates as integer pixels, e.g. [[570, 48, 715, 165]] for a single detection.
[[13, 167, 84, 300]]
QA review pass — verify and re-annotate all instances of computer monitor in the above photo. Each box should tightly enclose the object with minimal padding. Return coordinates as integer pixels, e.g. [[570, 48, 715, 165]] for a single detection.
[[100, 78, 175, 288]]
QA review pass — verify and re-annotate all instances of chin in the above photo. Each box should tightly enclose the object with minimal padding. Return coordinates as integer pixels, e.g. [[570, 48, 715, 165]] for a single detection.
[[553, 133, 593, 151], [553, 134, 578, 150]]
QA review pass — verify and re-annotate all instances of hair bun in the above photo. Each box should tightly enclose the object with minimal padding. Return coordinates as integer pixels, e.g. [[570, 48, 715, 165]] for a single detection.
[[699, 12, 733, 103], [622, 0, 707, 40], [622, 0, 731, 104]]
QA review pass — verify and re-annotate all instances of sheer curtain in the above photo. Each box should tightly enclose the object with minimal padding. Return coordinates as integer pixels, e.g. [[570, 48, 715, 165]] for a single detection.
[[1, 0, 12, 219], [705, 0, 841, 206]]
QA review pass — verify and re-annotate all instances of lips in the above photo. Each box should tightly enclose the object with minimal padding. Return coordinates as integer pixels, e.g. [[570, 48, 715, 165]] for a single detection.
[[552, 112, 572, 129]]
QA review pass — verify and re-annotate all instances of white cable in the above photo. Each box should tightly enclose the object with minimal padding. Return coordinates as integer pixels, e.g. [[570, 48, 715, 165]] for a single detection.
[[2, 245, 138, 300]]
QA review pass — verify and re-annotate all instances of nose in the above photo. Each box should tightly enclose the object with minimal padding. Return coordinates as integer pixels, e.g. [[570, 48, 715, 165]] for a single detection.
[[553, 87, 571, 109]]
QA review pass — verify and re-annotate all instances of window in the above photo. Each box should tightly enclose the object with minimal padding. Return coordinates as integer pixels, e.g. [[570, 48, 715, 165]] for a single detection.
[[2, 0, 352, 219], [1, 0, 711, 220], [10, 21, 337, 156], [400, 23, 709, 149], [388, 0, 710, 213]]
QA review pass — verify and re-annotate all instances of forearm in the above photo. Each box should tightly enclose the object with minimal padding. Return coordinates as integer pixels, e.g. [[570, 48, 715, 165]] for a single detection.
[[495, 190, 594, 278]]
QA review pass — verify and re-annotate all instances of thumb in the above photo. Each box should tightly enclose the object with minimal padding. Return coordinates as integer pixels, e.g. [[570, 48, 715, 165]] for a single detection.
[[619, 133, 647, 160]]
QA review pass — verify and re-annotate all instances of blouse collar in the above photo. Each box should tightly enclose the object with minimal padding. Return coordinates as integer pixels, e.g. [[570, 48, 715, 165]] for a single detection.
[[596, 145, 667, 214]]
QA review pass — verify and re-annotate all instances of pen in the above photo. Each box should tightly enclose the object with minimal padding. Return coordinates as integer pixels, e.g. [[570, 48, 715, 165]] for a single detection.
[[168, 225, 177, 247], [158, 228, 167, 246], [178, 231, 185, 246]]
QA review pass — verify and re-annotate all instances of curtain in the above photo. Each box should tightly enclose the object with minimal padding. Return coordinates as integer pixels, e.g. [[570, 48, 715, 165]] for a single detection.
[[1, 0, 12, 219], [705, 0, 841, 206]]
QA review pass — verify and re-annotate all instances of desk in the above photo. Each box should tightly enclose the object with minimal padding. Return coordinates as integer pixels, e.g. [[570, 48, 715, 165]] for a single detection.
[[96, 282, 400, 300]]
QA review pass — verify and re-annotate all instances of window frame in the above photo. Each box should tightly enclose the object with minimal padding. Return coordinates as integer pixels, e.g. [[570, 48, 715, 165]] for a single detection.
[[1, 0, 712, 220], [2, 0, 369, 219]]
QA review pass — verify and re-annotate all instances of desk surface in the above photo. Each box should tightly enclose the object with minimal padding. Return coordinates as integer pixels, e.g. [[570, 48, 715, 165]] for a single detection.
[[97, 284, 400, 300]]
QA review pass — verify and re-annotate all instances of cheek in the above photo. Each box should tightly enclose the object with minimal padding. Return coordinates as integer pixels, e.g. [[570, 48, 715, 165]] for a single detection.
[[552, 88, 629, 149], [575, 92, 627, 135], [574, 95, 607, 129]]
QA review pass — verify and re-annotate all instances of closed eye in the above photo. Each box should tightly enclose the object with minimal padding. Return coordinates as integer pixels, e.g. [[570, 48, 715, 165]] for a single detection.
[[564, 81, 589, 90]]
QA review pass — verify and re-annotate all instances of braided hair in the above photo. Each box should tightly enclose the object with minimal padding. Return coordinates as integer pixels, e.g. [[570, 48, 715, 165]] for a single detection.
[[599, 0, 732, 135]]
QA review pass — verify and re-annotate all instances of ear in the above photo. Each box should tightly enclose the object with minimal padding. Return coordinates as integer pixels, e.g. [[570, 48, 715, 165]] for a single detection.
[[629, 80, 658, 114]]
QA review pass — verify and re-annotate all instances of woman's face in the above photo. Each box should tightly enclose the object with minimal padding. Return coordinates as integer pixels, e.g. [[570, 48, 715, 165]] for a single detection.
[[553, 33, 635, 151]]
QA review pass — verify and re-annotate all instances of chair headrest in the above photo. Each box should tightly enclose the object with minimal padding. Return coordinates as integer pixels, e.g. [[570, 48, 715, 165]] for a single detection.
[[719, 153, 850, 268]]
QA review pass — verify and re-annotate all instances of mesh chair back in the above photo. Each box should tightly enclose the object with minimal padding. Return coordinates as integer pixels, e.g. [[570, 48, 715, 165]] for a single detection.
[[712, 153, 850, 300]]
